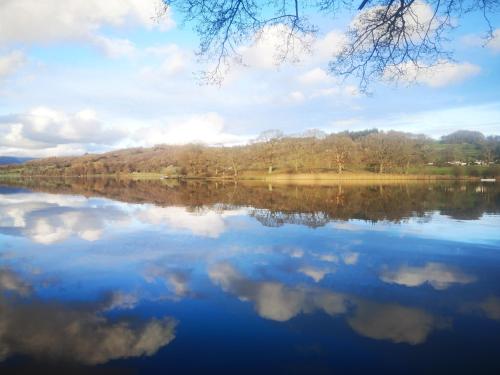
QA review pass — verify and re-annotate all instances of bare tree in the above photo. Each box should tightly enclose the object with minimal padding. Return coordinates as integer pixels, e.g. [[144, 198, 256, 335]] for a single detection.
[[255, 129, 284, 173], [361, 131, 402, 172], [163, 0, 499, 89], [325, 134, 358, 174]]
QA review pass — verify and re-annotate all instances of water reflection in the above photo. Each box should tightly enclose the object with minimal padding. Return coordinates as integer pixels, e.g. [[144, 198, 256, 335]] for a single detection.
[[3, 178, 500, 224], [0, 180, 499, 373], [0, 267, 32, 296], [477, 297, 500, 320], [347, 301, 450, 345], [0, 268, 177, 365], [0, 192, 128, 244], [137, 205, 248, 238], [144, 265, 193, 298], [209, 261, 449, 344], [380, 262, 477, 290]]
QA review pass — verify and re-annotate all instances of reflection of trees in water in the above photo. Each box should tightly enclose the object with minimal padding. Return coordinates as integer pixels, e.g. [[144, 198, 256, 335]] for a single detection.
[[2, 179, 499, 227], [250, 209, 330, 228], [438, 185, 500, 220]]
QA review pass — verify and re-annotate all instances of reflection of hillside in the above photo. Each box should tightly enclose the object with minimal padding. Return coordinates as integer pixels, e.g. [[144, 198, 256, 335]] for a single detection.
[[1, 178, 499, 226]]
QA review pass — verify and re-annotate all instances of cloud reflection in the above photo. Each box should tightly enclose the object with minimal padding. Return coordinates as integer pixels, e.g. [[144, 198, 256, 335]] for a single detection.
[[0, 268, 177, 365], [136, 205, 248, 238], [0, 299, 177, 365], [348, 301, 450, 345], [380, 262, 476, 290], [0, 193, 128, 244], [209, 262, 349, 321], [144, 265, 192, 297], [209, 262, 449, 344], [0, 268, 33, 296], [0, 192, 250, 244], [299, 265, 335, 282], [478, 296, 500, 320]]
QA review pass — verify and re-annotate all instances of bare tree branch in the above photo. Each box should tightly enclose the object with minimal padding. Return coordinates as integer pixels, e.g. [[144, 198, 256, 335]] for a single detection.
[[163, 0, 499, 89]]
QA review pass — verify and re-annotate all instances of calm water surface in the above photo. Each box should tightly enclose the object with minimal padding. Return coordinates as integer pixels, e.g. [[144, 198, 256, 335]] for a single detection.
[[0, 179, 499, 374]]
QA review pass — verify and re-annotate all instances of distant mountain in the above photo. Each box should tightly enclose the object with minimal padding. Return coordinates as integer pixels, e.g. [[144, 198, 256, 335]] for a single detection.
[[0, 156, 35, 165]]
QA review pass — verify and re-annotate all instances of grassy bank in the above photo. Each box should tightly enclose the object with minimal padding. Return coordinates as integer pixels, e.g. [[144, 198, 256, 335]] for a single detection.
[[238, 172, 479, 183], [0, 171, 486, 182], [1, 165, 497, 182]]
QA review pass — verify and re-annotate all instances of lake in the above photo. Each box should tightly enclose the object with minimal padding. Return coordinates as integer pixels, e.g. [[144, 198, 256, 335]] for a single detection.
[[0, 179, 499, 374]]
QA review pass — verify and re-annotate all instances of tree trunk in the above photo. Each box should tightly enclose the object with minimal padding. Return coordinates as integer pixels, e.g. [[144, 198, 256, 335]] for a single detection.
[[231, 160, 238, 177], [379, 163, 384, 173], [336, 154, 343, 174]]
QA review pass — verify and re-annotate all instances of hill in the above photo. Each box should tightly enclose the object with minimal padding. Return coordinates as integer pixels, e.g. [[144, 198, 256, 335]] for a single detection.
[[0, 156, 35, 165], [1, 130, 499, 179]]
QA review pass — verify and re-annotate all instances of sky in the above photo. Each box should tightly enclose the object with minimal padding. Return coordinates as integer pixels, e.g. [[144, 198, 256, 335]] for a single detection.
[[0, 0, 499, 157]]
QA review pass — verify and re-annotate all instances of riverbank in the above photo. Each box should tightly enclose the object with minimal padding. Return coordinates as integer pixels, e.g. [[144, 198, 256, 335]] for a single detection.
[[2, 163, 498, 182], [0, 171, 489, 183]]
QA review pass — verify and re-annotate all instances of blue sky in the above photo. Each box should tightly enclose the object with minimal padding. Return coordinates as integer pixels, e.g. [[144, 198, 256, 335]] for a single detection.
[[0, 0, 499, 157]]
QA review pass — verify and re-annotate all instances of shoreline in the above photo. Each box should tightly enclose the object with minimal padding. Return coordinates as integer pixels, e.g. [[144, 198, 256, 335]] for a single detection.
[[0, 172, 487, 183]]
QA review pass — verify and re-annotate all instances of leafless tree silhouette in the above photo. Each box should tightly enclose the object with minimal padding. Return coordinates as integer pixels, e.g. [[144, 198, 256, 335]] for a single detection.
[[163, 0, 498, 90]]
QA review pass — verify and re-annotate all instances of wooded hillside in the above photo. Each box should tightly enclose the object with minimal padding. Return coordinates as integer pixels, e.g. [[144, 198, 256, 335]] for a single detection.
[[2, 129, 499, 178]]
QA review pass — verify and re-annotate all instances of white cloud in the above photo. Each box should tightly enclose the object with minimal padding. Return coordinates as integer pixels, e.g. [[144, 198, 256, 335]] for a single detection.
[[329, 102, 500, 138], [140, 44, 188, 78], [287, 91, 306, 103], [0, 144, 90, 158], [380, 262, 476, 290], [487, 29, 500, 53], [0, 107, 126, 156], [312, 30, 346, 63], [240, 26, 346, 71], [354, 0, 440, 48], [310, 85, 359, 99], [352, 1, 479, 88], [386, 60, 480, 88], [91, 35, 136, 58], [297, 68, 332, 85], [0, 50, 25, 80], [0, 0, 174, 47], [135, 112, 249, 147], [239, 24, 313, 69], [290, 68, 359, 102]]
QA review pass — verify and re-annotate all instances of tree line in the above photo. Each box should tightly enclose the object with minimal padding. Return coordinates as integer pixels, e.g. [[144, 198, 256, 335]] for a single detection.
[[3, 129, 500, 178]]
